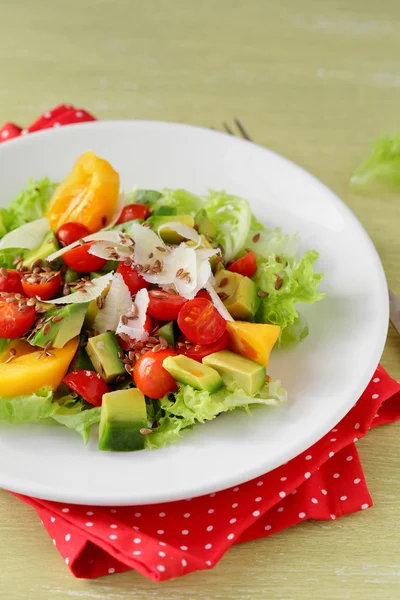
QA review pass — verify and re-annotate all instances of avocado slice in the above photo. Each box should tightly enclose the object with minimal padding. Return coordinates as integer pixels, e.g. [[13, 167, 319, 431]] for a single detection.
[[163, 354, 223, 393], [195, 209, 217, 239], [203, 350, 266, 395], [29, 303, 88, 349], [146, 215, 195, 243], [70, 337, 95, 372], [214, 270, 260, 321], [22, 231, 60, 268], [98, 388, 147, 451], [154, 321, 175, 348], [86, 332, 125, 382]]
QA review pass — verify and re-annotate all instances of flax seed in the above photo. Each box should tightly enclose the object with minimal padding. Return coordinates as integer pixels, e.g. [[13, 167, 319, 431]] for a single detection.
[[0, 268, 8, 278], [140, 428, 153, 435], [252, 233, 260, 243], [219, 277, 229, 288], [257, 290, 268, 297]]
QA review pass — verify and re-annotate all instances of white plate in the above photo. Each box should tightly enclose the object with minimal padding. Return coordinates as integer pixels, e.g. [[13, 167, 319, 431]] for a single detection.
[[0, 121, 388, 505]]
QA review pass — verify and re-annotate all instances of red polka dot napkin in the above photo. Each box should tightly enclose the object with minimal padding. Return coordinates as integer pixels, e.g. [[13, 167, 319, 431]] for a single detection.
[[2, 106, 400, 582]]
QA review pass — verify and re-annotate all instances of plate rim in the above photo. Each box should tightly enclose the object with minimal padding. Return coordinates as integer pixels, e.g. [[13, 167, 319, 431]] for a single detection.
[[0, 119, 389, 505]]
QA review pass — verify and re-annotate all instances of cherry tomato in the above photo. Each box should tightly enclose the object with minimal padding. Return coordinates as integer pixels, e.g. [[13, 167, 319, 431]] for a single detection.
[[177, 298, 226, 345], [227, 251, 257, 278], [195, 289, 212, 301], [21, 272, 62, 300], [56, 222, 91, 247], [0, 299, 35, 338], [117, 315, 153, 351], [0, 269, 23, 294], [177, 330, 229, 362], [116, 262, 150, 295], [63, 242, 107, 273], [148, 290, 187, 321], [116, 204, 150, 224], [63, 370, 110, 407], [133, 349, 178, 399]]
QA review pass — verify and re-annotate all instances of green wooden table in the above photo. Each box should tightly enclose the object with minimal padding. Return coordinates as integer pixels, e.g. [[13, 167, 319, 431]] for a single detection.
[[1, 1, 400, 598]]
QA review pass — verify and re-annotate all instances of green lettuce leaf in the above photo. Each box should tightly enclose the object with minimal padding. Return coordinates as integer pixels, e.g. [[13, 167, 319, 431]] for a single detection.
[[254, 250, 324, 336], [151, 189, 203, 216], [245, 219, 300, 260], [52, 400, 101, 444], [3, 178, 57, 232], [0, 248, 25, 268], [146, 379, 287, 449], [350, 134, 400, 193], [0, 386, 56, 423], [203, 191, 252, 262]]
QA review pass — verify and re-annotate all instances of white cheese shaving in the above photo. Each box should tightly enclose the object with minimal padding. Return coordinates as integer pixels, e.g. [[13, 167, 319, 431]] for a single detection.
[[43, 272, 114, 304], [129, 222, 169, 268], [103, 191, 126, 229], [93, 273, 132, 333], [47, 231, 123, 263], [205, 281, 234, 321], [0, 218, 50, 250], [88, 240, 132, 261], [157, 221, 201, 247], [116, 288, 150, 343]]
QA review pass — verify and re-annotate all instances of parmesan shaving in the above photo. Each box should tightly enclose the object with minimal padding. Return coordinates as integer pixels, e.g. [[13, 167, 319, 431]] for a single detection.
[[0, 218, 50, 250], [43, 272, 114, 304], [116, 288, 150, 343], [93, 273, 132, 333]]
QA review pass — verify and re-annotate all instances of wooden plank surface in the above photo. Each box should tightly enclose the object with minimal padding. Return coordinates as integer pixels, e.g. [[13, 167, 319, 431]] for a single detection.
[[0, 1, 399, 598]]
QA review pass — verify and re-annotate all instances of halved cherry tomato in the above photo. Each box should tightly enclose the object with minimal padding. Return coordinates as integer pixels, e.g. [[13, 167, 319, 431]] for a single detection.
[[227, 251, 257, 278], [177, 330, 229, 362], [0, 269, 23, 294], [116, 203, 150, 224], [0, 299, 36, 338], [195, 289, 212, 301], [21, 272, 62, 300], [148, 290, 187, 321], [117, 315, 153, 351], [56, 222, 91, 247], [133, 349, 177, 399], [63, 370, 110, 407], [63, 242, 107, 273], [116, 263, 150, 295], [177, 298, 226, 345]]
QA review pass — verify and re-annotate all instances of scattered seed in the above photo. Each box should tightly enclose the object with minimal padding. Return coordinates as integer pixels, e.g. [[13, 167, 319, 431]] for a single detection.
[[275, 255, 282, 264], [275, 275, 283, 290], [36, 352, 43, 360], [176, 268, 184, 278], [148, 252, 154, 259], [124, 363, 132, 374], [156, 246, 167, 252], [0, 268, 8, 278], [217, 292, 228, 301], [43, 323, 51, 335], [5, 296, 16, 303], [219, 277, 229, 288], [252, 233, 260, 243], [151, 343, 162, 353], [52, 315, 64, 323], [193, 223, 199, 231], [140, 428, 153, 435], [257, 290, 268, 297]]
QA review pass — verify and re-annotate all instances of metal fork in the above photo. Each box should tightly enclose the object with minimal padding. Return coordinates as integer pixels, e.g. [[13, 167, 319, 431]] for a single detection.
[[219, 119, 399, 336]]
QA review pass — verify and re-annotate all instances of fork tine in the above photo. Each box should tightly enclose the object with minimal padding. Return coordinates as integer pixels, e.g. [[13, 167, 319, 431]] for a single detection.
[[222, 121, 234, 135], [234, 118, 252, 141]]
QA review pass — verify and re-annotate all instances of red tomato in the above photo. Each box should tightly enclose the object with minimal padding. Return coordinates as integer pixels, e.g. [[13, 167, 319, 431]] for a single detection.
[[148, 290, 188, 321], [63, 370, 109, 407], [0, 299, 35, 338], [177, 298, 226, 345], [116, 204, 150, 224], [195, 289, 212, 301], [63, 242, 107, 273], [133, 349, 178, 399], [117, 315, 153, 351], [227, 251, 257, 278], [21, 272, 62, 300], [116, 262, 150, 295], [177, 330, 229, 362], [0, 269, 23, 294], [56, 222, 91, 247]]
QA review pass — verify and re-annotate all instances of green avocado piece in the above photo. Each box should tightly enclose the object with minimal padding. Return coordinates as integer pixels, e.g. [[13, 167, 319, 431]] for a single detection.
[[195, 208, 217, 239], [29, 303, 88, 349], [22, 231, 60, 268], [154, 321, 175, 348], [70, 340, 94, 372], [214, 270, 260, 321], [83, 299, 99, 328], [146, 215, 195, 243], [64, 268, 79, 284], [163, 354, 223, 393], [99, 388, 147, 451], [86, 332, 125, 382], [203, 350, 266, 395]]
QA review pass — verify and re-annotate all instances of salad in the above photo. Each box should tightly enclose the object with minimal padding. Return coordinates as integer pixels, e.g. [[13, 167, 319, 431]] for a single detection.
[[0, 151, 324, 451]]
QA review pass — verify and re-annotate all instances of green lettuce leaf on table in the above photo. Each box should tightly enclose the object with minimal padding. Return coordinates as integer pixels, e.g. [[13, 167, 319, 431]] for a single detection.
[[146, 379, 287, 449], [350, 134, 400, 194], [1, 177, 57, 234]]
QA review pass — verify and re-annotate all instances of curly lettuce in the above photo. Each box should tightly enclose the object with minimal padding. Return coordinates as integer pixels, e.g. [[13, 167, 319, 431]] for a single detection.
[[2, 178, 57, 233], [350, 134, 400, 193], [146, 379, 287, 449]]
